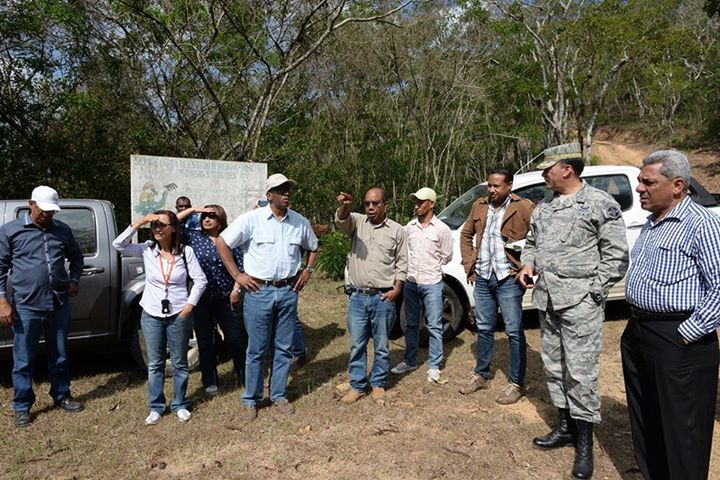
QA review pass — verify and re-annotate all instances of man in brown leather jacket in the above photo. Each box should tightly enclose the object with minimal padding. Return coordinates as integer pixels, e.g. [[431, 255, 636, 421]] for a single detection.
[[458, 167, 534, 404]]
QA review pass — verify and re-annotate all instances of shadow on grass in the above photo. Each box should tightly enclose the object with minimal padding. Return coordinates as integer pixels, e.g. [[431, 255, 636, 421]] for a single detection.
[[286, 317, 468, 399], [519, 300, 641, 479], [1, 350, 144, 416], [595, 395, 643, 480]]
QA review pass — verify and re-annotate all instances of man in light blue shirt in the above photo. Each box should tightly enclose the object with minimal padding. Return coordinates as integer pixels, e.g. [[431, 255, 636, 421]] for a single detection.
[[216, 174, 318, 421]]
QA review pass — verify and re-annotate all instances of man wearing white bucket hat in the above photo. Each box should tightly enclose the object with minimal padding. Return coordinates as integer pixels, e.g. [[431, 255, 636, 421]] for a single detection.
[[0, 186, 85, 427]]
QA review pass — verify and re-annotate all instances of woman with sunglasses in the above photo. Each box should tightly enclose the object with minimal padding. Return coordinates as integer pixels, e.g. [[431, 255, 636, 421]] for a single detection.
[[112, 210, 207, 425], [177, 204, 247, 396]]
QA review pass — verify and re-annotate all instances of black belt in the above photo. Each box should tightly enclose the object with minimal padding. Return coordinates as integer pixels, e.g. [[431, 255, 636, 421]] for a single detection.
[[255, 276, 296, 287], [629, 306, 692, 322], [346, 286, 392, 295]]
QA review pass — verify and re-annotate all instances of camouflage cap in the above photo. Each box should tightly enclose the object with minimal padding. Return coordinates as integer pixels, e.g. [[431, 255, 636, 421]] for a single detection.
[[536, 142, 583, 170]]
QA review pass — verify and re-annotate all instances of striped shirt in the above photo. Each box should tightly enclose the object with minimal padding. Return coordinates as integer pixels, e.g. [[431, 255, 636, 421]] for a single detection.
[[625, 196, 720, 342], [476, 195, 512, 280]]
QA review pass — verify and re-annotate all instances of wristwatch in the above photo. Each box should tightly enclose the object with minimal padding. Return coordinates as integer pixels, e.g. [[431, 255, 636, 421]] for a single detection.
[[305, 266, 315, 273]]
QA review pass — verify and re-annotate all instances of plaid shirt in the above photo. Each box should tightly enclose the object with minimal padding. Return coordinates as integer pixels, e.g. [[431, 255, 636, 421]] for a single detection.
[[476, 195, 512, 280], [626, 196, 720, 342]]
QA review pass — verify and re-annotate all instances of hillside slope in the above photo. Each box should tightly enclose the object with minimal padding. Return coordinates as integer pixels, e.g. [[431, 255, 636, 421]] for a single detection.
[[592, 138, 720, 192]]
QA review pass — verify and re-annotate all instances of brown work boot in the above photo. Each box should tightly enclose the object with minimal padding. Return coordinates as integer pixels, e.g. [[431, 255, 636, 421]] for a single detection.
[[371, 387, 386, 405], [340, 389, 366, 404], [241, 404, 258, 421], [496, 383, 525, 405], [274, 399, 295, 414], [458, 374, 490, 395]]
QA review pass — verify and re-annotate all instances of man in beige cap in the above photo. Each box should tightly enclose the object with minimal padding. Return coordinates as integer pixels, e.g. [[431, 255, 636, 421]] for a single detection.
[[0, 186, 85, 427], [391, 187, 453, 383], [215, 173, 318, 420]]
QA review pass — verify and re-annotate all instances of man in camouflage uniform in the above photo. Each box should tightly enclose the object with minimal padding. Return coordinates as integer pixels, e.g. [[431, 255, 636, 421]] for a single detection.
[[518, 143, 629, 480]]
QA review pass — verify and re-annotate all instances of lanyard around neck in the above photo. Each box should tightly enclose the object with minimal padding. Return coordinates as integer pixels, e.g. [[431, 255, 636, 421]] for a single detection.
[[158, 253, 176, 293]]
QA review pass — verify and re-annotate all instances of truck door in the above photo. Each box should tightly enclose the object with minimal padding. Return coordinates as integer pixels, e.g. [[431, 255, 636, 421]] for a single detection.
[[9, 203, 112, 337]]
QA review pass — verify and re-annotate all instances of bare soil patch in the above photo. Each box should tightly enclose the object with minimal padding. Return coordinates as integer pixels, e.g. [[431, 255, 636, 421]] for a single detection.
[[1, 281, 720, 479], [592, 133, 720, 192]]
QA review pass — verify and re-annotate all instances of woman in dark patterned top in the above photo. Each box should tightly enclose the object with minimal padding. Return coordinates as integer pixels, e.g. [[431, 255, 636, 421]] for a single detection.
[[178, 204, 246, 395]]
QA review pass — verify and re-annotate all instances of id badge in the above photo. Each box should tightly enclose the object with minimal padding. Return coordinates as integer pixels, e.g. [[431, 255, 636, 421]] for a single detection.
[[161, 298, 171, 314]]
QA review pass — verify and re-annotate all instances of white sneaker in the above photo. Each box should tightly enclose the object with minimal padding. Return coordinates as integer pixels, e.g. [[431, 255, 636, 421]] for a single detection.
[[144, 411, 162, 426], [391, 361, 418, 375], [205, 385, 219, 397], [176, 408, 192, 422], [427, 368, 441, 383]]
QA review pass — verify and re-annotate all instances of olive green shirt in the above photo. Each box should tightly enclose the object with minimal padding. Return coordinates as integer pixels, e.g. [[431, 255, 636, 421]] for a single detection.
[[335, 211, 408, 289]]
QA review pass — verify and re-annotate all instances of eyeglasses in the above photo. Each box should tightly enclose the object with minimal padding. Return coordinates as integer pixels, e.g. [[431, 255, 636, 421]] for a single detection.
[[364, 200, 383, 207], [151, 221, 170, 230], [201, 213, 218, 220]]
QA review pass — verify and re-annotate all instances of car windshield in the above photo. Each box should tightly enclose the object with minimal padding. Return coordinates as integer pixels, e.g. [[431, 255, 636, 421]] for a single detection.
[[437, 184, 488, 230]]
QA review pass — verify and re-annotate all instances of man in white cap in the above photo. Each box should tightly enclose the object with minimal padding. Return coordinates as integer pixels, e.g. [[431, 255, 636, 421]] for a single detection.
[[215, 173, 318, 421], [391, 187, 453, 383], [0, 186, 85, 427]]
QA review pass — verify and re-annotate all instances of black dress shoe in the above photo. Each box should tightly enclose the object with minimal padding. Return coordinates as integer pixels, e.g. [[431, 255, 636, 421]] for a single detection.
[[55, 397, 84, 412], [15, 410, 32, 428]]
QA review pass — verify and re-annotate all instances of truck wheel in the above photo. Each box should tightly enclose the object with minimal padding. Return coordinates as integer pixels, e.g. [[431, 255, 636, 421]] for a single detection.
[[399, 282, 465, 347], [130, 319, 200, 377]]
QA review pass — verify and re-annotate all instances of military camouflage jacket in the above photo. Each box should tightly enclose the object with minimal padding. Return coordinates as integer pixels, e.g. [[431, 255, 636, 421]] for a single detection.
[[521, 181, 629, 311]]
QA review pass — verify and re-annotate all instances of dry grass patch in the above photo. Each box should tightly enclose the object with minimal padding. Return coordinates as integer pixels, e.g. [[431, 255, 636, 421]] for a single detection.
[[2, 282, 720, 479]]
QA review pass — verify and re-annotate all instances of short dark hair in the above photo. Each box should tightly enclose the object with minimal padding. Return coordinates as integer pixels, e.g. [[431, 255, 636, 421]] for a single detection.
[[488, 167, 513, 184], [365, 187, 388, 203], [175, 196, 191, 206], [561, 158, 585, 176]]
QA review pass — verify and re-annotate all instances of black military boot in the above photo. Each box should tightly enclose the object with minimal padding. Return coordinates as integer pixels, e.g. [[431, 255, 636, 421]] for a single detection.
[[533, 408, 577, 449], [572, 420, 594, 479]]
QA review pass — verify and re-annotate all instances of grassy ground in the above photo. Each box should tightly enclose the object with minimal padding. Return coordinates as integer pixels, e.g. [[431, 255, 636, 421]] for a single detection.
[[1, 279, 719, 479]]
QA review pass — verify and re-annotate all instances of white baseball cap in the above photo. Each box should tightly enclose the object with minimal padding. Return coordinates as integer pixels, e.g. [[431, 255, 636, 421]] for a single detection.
[[410, 187, 437, 202], [31, 186, 61, 212], [266, 173, 296, 193]]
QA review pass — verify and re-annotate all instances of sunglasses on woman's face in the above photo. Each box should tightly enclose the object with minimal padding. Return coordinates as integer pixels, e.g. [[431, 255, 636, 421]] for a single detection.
[[151, 221, 170, 230], [201, 212, 218, 220]]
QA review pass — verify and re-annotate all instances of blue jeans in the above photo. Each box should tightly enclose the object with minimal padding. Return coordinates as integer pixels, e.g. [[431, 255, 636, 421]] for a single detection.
[[403, 281, 444, 369], [141, 311, 192, 413], [12, 297, 71, 412], [473, 273, 526, 386], [243, 285, 297, 405], [346, 292, 396, 391], [194, 295, 247, 388], [291, 314, 306, 358]]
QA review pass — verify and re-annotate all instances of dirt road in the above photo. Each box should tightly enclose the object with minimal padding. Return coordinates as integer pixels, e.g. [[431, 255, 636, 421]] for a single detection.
[[592, 136, 720, 192]]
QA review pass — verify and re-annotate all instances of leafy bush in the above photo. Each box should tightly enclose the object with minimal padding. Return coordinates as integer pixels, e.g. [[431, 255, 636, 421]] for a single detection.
[[315, 228, 351, 280]]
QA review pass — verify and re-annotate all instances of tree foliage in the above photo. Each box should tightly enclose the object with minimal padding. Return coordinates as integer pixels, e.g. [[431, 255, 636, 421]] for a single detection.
[[1, 0, 718, 225]]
